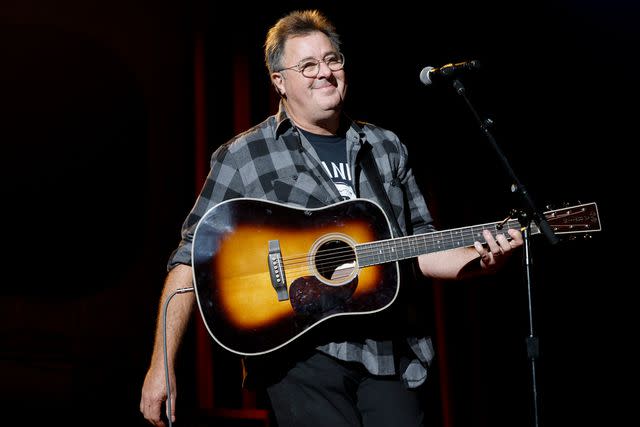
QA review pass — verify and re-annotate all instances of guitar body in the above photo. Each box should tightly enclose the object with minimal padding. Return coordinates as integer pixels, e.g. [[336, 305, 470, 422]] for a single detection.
[[192, 198, 399, 356], [192, 198, 602, 356]]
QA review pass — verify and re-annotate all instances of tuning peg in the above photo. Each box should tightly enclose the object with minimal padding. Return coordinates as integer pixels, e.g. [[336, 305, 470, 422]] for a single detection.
[[563, 233, 594, 242], [546, 200, 585, 211]]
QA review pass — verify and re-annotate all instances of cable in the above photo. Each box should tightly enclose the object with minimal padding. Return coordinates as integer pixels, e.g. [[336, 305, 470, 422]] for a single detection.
[[162, 286, 195, 427]]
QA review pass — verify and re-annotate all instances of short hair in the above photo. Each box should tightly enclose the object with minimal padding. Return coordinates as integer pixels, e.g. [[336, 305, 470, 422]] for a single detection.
[[264, 10, 341, 74]]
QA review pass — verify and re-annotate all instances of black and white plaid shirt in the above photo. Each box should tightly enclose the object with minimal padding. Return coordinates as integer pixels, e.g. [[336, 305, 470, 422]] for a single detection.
[[169, 103, 437, 388]]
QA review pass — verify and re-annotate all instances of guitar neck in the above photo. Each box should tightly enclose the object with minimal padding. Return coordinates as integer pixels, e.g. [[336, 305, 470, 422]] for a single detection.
[[356, 218, 531, 267]]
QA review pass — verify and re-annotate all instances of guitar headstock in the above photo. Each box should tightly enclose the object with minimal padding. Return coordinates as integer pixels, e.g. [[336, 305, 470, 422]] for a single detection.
[[541, 202, 601, 238]]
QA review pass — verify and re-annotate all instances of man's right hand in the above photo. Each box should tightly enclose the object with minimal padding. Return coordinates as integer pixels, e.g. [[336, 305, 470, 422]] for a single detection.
[[140, 365, 176, 426]]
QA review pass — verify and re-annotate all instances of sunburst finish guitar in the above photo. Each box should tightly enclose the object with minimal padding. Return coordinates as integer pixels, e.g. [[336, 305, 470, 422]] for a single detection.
[[191, 198, 601, 356]]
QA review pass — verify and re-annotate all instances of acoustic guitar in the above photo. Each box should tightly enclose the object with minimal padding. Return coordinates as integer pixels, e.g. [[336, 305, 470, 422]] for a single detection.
[[191, 198, 601, 356]]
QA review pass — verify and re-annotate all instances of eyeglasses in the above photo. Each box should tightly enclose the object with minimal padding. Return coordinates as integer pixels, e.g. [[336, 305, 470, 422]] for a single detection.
[[277, 52, 345, 78]]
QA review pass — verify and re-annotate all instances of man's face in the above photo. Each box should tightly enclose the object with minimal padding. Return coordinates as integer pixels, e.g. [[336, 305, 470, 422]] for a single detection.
[[272, 32, 347, 124]]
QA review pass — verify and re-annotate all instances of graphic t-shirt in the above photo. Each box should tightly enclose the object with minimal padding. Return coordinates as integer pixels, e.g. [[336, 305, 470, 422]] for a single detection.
[[299, 128, 356, 201]]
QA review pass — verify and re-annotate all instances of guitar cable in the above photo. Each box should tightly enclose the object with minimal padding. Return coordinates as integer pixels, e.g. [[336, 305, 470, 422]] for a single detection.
[[162, 286, 194, 427]]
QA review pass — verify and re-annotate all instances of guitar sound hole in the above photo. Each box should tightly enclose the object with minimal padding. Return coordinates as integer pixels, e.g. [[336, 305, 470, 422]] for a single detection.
[[315, 239, 356, 283]]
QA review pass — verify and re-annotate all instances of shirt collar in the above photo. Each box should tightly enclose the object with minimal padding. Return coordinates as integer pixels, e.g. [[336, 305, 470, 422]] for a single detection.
[[274, 101, 365, 144]]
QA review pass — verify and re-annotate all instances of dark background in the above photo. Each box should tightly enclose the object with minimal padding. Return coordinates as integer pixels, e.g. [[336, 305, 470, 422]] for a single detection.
[[0, 1, 634, 426]]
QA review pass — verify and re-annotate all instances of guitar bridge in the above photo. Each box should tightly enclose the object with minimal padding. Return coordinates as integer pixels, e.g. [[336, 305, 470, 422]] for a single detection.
[[268, 240, 289, 301]]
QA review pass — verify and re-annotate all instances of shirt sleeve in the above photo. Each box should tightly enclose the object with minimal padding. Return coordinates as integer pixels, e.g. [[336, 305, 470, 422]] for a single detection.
[[167, 144, 246, 271], [395, 137, 436, 236]]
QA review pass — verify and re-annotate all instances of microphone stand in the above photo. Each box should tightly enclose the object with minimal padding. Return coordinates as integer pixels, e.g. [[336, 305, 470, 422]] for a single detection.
[[449, 78, 559, 427]]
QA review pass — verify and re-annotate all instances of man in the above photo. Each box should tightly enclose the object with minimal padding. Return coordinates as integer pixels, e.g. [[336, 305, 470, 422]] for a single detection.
[[140, 9, 523, 427]]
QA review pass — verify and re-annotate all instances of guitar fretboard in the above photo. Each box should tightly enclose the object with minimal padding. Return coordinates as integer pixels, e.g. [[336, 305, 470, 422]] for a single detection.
[[356, 219, 530, 267]]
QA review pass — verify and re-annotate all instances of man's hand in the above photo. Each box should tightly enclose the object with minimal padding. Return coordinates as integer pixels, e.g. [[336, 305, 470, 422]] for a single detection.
[[474, 228, 523, 271]]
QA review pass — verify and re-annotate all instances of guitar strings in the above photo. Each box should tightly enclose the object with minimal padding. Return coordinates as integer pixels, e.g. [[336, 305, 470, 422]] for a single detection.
[[279, 220, 524, 276], [279, 206, 596, 277]]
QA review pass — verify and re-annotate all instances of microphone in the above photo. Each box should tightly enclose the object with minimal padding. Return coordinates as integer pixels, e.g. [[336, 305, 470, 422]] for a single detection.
[[419, 60, 481, 86]]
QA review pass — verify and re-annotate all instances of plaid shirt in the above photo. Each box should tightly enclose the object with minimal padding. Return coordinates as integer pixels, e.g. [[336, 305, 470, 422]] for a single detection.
[[169, 103, 437, 387]]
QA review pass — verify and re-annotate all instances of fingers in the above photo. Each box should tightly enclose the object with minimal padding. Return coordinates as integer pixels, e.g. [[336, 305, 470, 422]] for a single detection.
[[483, 230, 504, 255], [508, 228, 524, 247], [140, 397, 167, 427], [167, 398, 176, 424], [476, 229, 522, 267], [474, 240, 491, 265], [140, 383, 169, 427]]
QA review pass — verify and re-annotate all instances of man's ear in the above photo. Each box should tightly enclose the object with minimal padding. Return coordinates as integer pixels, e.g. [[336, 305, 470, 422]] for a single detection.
[[271, 73, 285, 97]]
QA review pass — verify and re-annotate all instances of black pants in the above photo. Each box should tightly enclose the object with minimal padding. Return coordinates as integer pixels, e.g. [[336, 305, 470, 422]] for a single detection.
[[266, 351, 425, 427]]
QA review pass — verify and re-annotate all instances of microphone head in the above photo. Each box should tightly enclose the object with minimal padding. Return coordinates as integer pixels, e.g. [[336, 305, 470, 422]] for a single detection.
[[419, 66, 435, 86]]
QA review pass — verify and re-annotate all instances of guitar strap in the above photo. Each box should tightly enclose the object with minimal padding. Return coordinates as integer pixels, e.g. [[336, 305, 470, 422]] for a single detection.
[[359, 144, 404, 238]]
